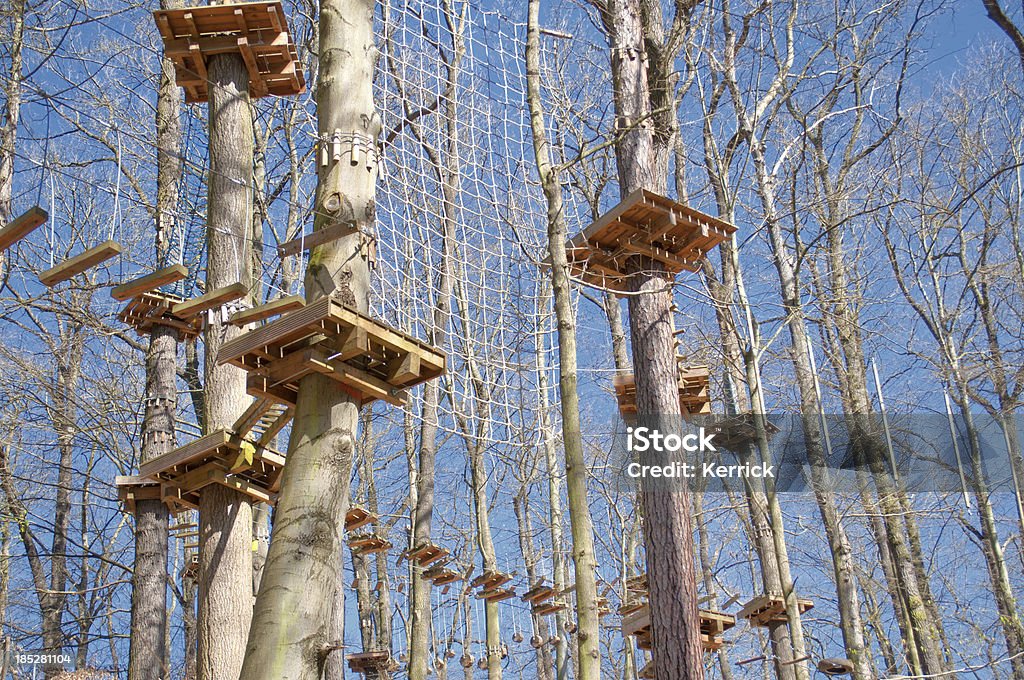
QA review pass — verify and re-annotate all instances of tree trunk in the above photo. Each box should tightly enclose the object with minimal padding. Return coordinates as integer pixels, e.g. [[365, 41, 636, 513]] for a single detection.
[[0, 0, 26, 265], [240, 0, 376, 675], [198, 50, 255, 680], [525, 4, 601, 678], [605, 0, 704, 677]]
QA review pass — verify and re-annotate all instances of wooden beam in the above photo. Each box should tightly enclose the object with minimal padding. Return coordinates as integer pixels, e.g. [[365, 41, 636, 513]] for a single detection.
[[38, 241, 122, 287], [277, 220, 357, 257], [0, 206, 48, 252], [229, 295, 304, 326], [171, 282, 248, 319], [111, 264, 188, 301], [387, 352, 420, 385]]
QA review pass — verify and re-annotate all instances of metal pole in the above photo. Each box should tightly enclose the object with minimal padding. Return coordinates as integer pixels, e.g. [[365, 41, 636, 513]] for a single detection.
[[870, 359, 900, 482], [942, 389, 971, 509]]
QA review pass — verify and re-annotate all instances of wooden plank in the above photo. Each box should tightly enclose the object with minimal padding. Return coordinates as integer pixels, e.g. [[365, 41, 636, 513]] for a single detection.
[[229, 295, 305, 326], [0, 206, 48, 252], [38, 240, 122, 287], [211, 470, 274, 504], [140, 429, 234, 478], [277, 220, 357, 257], [266, 347, 333, 386], [247, 374, 297, 407], [172, 282, 248, 319], [112, 264, 188, 301], [232, 398, 274, 439], [257, 407, 293, 447], [325, 359, 406, 406], [219, 295, 335, 366], [387, 352, 421, 385]]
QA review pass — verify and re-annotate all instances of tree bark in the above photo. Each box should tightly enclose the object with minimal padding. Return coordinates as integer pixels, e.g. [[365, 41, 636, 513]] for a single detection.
[[198, 50, 255, 680], [240, 0, 376, 675], [526, 4, 601, 678]]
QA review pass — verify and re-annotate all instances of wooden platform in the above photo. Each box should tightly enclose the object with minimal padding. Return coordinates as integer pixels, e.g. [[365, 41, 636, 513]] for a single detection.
[[423, 566, 462, 586], [139, 429, 286, 510], [738, 594, 814, 626], [348, 533, 392, 556], [521, 581, 556, 604], [532, 600, 567, 616], [476, 587, 516, 603], [622, 604, 735, 652], [0, 206, 47, 252], [38, 241, 122, 287], [344, 505, 378, 532], [115, 476, 161, 514], [471, 571, 513, 591], [817, 658, 854, 676], [406, 542, 449, 567], [614, 363, 711, 417], [566, 190, 736, 292], [118, 291, 202, 340], [153, 1, 305, 103], [346, 650, 396, 674], [217, 294, 445, 407], [181, 552, 200, 581]]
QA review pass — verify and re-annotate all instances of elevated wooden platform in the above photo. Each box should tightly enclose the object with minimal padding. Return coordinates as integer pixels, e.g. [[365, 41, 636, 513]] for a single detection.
[[521, 581, 556, 604], [181, 552, 200, 581], [153, 1, 305, 103], [118, 291, 203, 340], [614, 363, 711, 418], [38, 241, 122, 287], [423, 566, 462, 585], [566, 190, 736, 292], [217, 294, 445, 407], [476, 587, 516, 603], [115, 476, 161, 514], [348, 533, 392, 556], [471, 571, 513, 591], [346, 650, 396, 674], [406, 542, 449, 567], [532, 600, 567, 616], [817, 658, 854, 676], [622, 604, 735, 652], [344, 505, 378, 532], [0, 206, 47, 252], [738, 594, 813, 626], [139, 429, 285, 510]]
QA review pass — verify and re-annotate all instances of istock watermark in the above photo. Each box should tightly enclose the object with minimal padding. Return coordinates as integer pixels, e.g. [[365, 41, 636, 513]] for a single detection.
[[610, 413, 1024, 493]]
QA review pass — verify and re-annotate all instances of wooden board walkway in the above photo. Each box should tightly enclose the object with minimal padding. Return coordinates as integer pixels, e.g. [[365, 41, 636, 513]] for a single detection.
[[38, 241, 122, 287]]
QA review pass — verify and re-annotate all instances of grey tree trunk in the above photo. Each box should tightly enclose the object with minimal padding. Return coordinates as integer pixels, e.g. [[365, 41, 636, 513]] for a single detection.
[[240, 0, 376, 675], [198, 50, 255, 680], [129, 3, 182, 670], [525, 4, 601, 678], [0, 0, 25, 260]]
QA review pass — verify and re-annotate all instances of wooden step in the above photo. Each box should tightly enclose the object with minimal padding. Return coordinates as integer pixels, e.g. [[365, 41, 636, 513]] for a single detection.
[[0, 206, 47, 252], [406, 542, 449, 567], [344, 506, 378, 532], [521, 582, 556, 604], [229, 295, 305, 326], [171, 282, 248, 320], [38, 240, 122, 287], [111, 264, 188, 301], [476, 587, 516, 603], [348, 534, 392, 556], [471, 571, 512, 590], [532, 600, 567, 616], [738, 594, 813, 626]]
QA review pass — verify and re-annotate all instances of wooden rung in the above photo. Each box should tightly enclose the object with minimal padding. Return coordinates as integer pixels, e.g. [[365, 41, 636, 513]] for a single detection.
[[111, 264, 188, 301], [38, 241, 122, 287], [278, 221, 357, 257], [0, 206, 48, 252], [229, 295, 305, 326], [171, 282, 249, 319], [471, 571, 513, 590], [532, 601, 567, 616]]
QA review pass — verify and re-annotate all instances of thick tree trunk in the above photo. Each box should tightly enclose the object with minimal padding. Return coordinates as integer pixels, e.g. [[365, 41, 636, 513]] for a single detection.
[[605, 0, 704, 677], [240, 0, 375, 675], [525, 5, 601, 678], [198, 50, 255, 680], [0, 0, 25, 248]]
